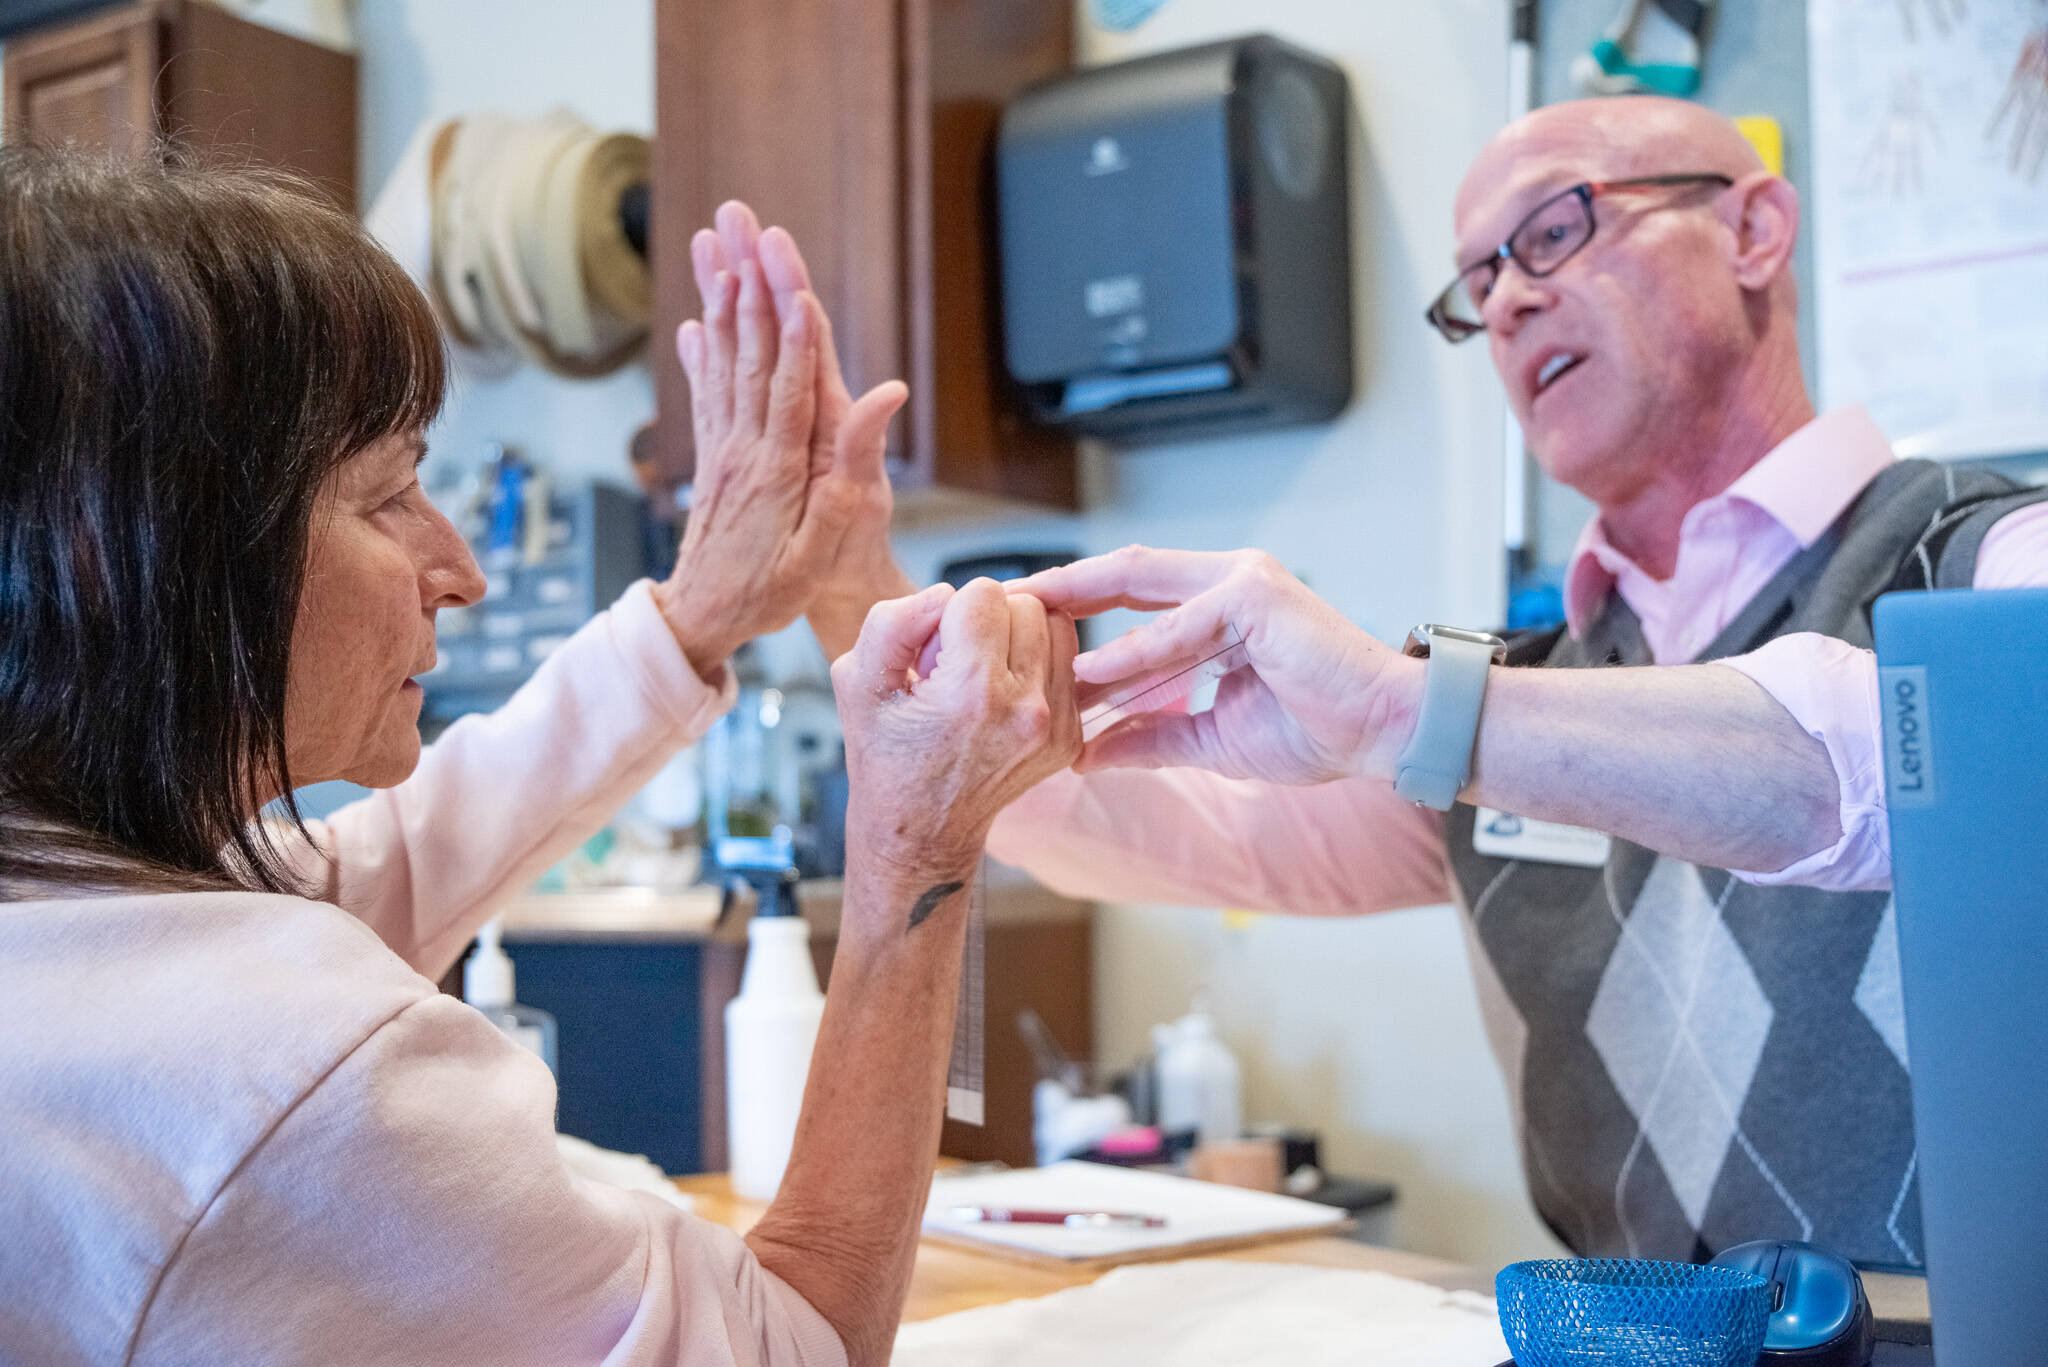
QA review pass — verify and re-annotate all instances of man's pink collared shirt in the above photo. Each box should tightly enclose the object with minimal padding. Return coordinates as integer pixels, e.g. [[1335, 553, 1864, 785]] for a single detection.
[[988, 408, 2048, 904]]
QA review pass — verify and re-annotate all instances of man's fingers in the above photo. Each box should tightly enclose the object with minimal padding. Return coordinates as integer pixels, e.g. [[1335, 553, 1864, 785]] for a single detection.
[[1072, 590, 1234, 685], [846, 582, 955, 696], [1076, 709, 1211, 773], [764, 292, 819, 448], [1008, 546, 1233, 617], [834, 380, 908, 484], [1003, 585, 1185, 619]]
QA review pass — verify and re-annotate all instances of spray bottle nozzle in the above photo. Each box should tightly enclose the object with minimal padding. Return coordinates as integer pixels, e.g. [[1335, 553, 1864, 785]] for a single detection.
[[712, 829, 802, 925]]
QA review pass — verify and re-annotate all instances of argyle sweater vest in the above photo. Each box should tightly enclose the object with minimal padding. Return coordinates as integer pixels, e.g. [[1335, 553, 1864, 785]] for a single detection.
[[1445, 459, 2047, 1266]]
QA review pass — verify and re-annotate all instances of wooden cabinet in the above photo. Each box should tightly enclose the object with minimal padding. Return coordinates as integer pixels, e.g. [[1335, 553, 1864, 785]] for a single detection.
[[3, 0, 356, 205], [652, 0, 1079, 507]]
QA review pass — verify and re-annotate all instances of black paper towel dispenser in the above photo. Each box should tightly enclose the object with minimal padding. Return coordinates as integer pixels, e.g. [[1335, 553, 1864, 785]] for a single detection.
[[996, 34, 1354, 443]]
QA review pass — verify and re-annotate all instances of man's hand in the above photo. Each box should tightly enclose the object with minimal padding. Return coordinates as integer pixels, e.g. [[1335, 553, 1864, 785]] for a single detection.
[[651, 202, 908, 677], [1011, 546, 1417, 786], [1014, 544, 1849, 881], [691, 208, 916, 660], [834, 579, 1083, 888]]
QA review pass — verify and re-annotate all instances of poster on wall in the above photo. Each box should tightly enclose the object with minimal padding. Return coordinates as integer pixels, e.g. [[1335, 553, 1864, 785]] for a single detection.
[[1808, 0, 2048, 461]]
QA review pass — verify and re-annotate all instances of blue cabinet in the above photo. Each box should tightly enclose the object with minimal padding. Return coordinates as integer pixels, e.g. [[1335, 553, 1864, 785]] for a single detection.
[[503, 939, 710, 1174]]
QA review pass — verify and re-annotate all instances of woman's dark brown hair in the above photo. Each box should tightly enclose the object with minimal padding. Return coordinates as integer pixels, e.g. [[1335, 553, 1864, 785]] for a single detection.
[[0, 145, 446, 895]]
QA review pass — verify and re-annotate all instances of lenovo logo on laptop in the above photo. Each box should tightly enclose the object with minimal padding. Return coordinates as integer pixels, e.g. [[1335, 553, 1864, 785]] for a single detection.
[[1878, 665, 1937, 808]]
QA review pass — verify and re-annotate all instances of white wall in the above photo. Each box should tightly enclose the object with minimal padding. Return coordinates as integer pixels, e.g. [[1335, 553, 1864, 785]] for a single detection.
[[885, 0, 1569, 1267], [354, 0, 658, 493]]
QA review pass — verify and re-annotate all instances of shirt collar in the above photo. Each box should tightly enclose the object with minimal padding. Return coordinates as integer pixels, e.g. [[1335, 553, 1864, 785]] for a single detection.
[[1562, 406, 1896, 638]]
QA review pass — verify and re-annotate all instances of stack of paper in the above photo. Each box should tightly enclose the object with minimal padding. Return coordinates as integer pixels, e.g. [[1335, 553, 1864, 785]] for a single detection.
[[891, 1258, 1509, 1366], [924, 1161, 1347, 1264]]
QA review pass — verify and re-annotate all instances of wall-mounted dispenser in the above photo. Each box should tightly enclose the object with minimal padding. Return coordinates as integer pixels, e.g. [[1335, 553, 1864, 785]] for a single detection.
[[996, 34, 1355, 443]]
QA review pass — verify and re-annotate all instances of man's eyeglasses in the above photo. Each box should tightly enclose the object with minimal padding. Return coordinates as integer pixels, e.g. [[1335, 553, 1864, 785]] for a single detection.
[[1425, 173, 1734, 343]]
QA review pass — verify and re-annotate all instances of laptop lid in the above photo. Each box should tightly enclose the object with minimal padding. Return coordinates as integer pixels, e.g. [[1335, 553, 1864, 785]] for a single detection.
[[1874, 587, 2048, 1367]]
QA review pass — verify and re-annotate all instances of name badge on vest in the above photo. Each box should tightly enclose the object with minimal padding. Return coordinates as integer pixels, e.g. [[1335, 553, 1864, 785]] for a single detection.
[[1471, 807, 1613, 867]]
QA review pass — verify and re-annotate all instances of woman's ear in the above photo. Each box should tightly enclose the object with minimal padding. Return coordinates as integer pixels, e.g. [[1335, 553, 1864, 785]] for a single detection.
[[1725, 172, 1800, 292]]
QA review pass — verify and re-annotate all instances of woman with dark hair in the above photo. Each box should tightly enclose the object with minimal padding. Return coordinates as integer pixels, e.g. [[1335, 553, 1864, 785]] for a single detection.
[[0, 147, 1080, 1367]]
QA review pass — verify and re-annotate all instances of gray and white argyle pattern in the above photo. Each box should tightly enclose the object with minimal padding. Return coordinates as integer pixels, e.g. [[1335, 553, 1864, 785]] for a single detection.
[[1454, 839, 1923, 1267]]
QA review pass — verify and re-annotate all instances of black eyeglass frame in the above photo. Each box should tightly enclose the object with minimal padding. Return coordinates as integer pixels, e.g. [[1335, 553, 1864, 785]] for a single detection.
[[1425, 172, 1736, 343]]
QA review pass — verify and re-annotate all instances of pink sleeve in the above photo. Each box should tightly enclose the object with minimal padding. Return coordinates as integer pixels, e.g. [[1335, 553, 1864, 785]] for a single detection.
[[135, 993, 845, 1367], [986, 766, 1449, 916], [283, 582, 736, 980], [1716, 634, 1891, 892], [1970, 501, 2048, 589], [1714, 505, 2048, 893]]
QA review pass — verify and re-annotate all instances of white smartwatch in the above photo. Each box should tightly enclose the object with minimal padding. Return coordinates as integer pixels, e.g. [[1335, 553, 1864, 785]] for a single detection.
[[1392, 624, 1508, 811]]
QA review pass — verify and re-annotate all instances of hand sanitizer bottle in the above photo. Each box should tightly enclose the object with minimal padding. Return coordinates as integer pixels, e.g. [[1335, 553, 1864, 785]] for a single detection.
[[464, 918, 559, 1076], [726, 870, 825, 1202], [1156, 996, 1241, 1149]]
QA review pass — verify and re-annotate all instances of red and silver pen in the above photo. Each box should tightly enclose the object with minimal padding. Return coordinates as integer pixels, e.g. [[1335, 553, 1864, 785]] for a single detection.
[[948, 1205, 1166, 1229]]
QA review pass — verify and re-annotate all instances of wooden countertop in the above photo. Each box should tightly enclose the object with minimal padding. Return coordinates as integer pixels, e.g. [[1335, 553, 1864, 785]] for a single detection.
[[502, 864, 1089, 945], [671, 1171, 1490, 1323], [670, 1172, 1932, 1328]]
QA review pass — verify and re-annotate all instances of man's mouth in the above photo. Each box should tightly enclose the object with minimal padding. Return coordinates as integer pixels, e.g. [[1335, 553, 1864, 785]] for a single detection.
[[1533, 351, 1585, 398]]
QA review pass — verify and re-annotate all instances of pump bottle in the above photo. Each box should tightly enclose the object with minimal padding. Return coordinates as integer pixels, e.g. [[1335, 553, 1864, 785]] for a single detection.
[[464, 917, 559, 1075], [725, 870, 825, 1202], [1155, 997, 1242, 1149]]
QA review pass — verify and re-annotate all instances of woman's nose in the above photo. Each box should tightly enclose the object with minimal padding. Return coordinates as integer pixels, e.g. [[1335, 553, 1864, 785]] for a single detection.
[[423, 509, 487, 609]]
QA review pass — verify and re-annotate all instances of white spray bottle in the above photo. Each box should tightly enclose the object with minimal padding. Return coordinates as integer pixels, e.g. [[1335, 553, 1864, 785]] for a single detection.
[[725, 867, 825, 1202]]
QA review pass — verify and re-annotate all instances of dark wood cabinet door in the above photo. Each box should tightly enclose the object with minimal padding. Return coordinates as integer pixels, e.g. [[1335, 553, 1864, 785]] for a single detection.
[[654, 0, 905, 478], [159, 1, 357, 206], [2, 3, 159, 155], [4, 1, 355, 205], [653, 0, 1077, 508]]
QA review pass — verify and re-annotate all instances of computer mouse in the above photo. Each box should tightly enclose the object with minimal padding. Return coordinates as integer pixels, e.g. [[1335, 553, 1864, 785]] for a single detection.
[[1711, 1240, 1875, 1367]]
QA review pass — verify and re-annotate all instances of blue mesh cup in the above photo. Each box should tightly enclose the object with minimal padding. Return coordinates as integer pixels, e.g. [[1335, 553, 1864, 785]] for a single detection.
[[1495, 1259, 1772, 1367]]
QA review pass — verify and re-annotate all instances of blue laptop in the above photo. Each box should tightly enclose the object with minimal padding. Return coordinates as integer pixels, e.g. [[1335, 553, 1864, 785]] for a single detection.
[[1874, 588, 2048, 1367]]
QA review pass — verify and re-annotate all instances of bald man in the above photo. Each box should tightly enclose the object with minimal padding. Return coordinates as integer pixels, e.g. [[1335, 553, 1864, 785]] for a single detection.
[[703, 98, 2048, 1264]]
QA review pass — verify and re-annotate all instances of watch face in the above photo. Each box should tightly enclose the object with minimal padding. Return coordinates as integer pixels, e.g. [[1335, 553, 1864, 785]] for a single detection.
[[1407, 624, 1508, 661]]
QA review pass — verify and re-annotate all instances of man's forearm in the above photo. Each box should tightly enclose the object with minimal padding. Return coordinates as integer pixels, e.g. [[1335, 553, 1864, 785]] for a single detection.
[[1440, 660, 1843, 875], [743, 848, 974, 1367]]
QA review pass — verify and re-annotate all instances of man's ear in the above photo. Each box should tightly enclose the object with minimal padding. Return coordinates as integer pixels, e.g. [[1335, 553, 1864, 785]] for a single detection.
[[1724, 172, 1800, 292]]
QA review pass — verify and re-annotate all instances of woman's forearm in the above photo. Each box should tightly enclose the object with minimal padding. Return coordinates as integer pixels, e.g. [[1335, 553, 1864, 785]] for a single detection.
[[1439, 659, 1843, 875], [743, 848, 977, 1367]]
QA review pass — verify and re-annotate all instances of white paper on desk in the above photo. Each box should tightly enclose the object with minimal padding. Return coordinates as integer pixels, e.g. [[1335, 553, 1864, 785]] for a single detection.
[[891, 1258, 1508, 1367], [925, 1161, 1345, 1260]]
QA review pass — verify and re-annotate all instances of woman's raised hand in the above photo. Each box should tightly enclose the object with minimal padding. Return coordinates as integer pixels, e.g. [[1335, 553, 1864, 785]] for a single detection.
[[652, 202, 907, 676], [833, 580, 1083, 899]]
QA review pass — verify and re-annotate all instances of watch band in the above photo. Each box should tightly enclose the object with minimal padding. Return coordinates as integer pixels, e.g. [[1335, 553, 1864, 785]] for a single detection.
[[1393, 625, 1506, 810]]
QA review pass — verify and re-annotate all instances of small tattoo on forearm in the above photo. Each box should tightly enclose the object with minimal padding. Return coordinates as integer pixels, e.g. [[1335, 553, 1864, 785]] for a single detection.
[[906, 881, 966, 933]]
